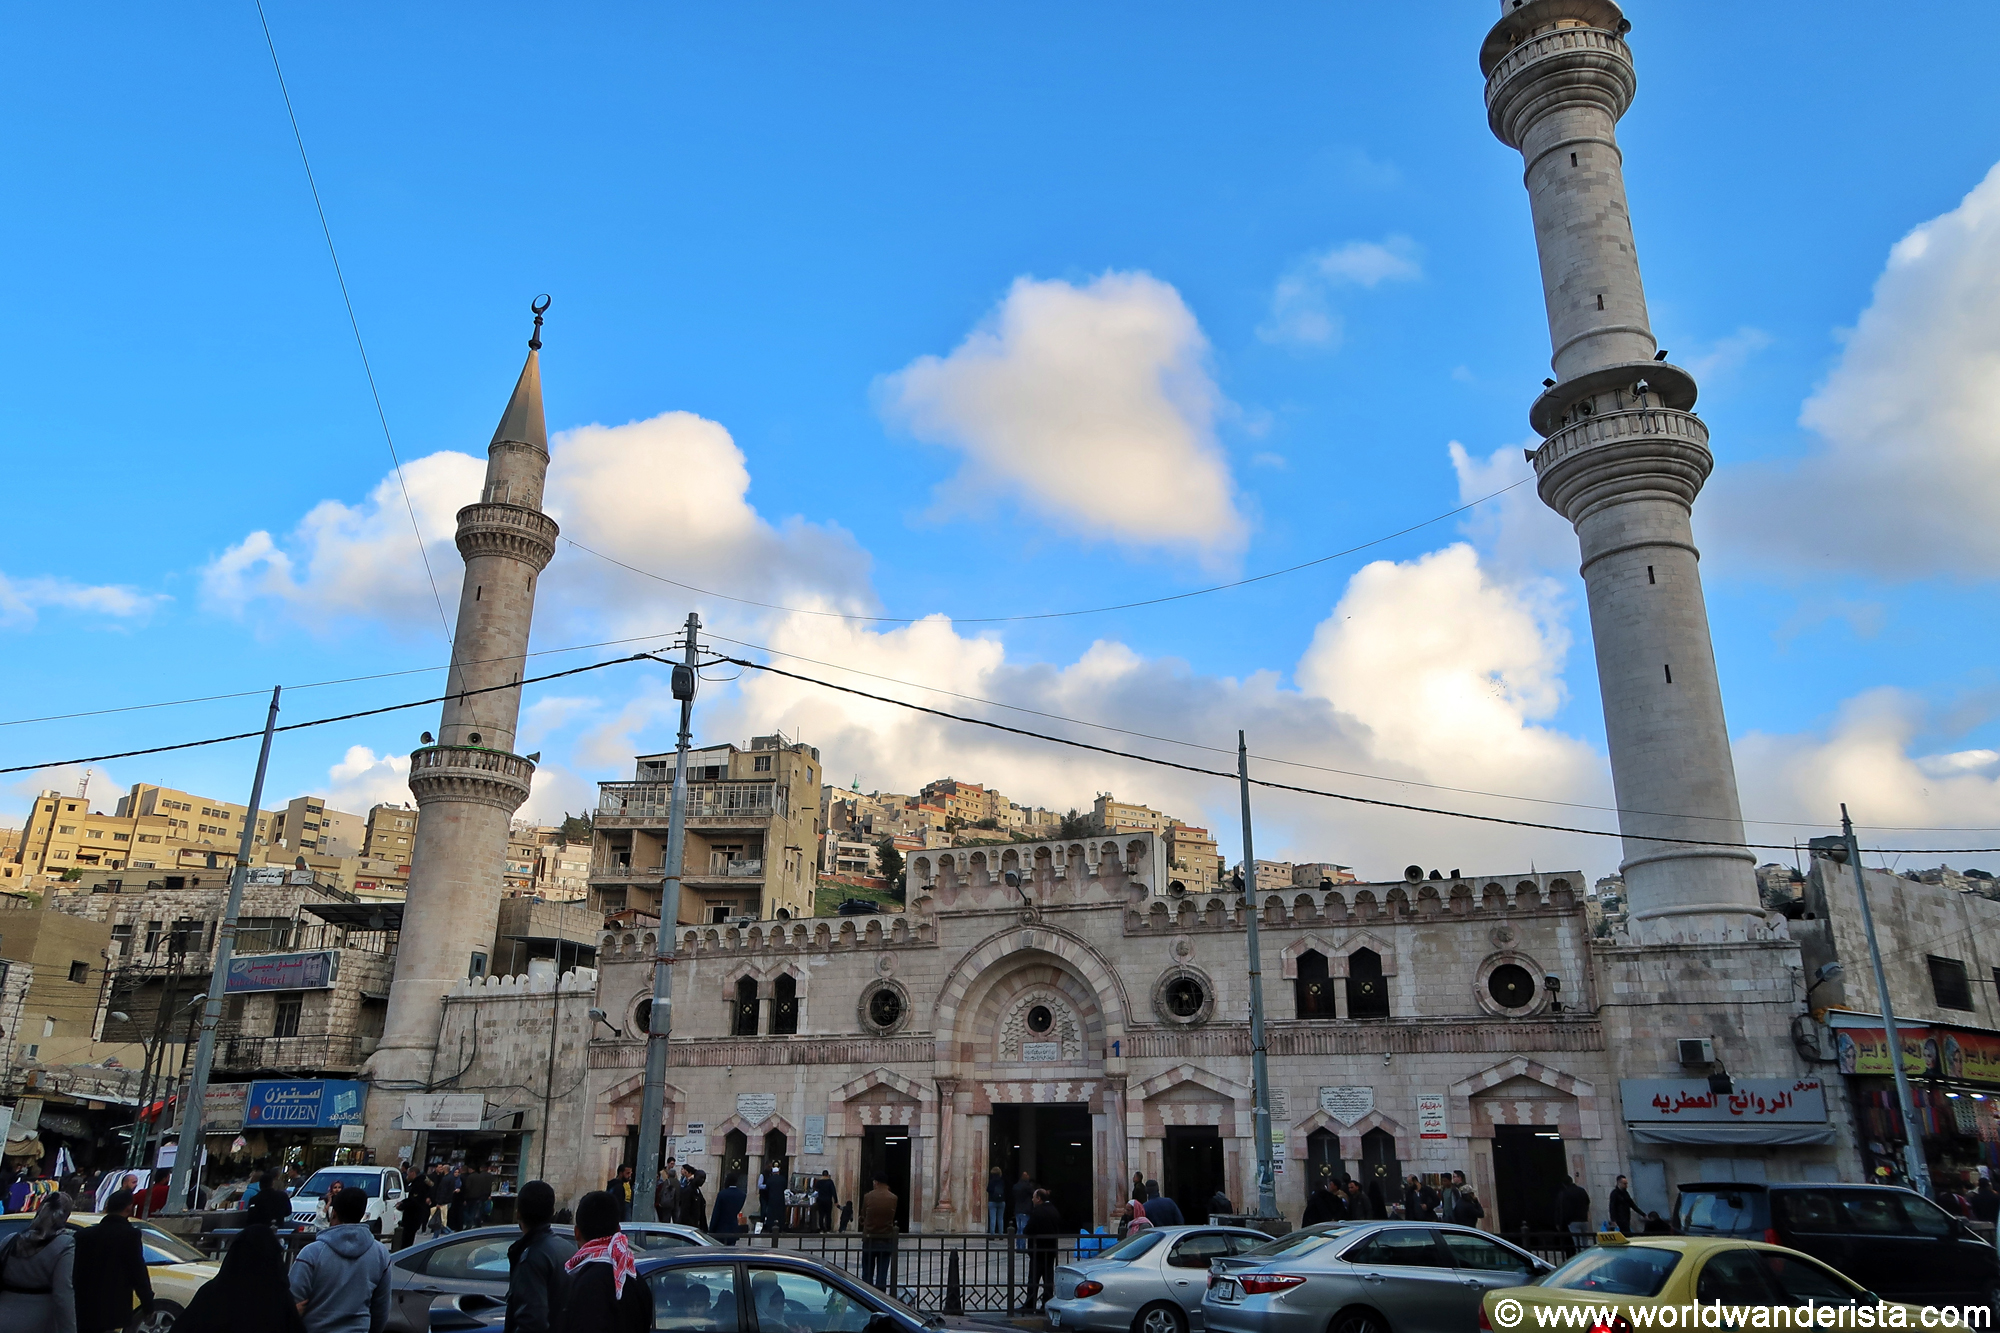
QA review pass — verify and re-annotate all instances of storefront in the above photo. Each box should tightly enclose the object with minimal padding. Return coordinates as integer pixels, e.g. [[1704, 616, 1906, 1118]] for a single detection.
[[241, 1078, 373, 1174], [1829, 1014, 2000, 1199], [389, 1093, 537, 1224]]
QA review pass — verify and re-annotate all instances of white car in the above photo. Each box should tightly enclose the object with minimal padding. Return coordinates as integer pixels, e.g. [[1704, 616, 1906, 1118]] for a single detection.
[[290, 1165, 405, 1235]]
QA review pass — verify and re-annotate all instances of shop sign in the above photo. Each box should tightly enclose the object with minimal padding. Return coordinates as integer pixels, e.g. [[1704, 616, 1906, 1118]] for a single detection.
[[339, 1125, 366, 1144], [1269, 1127, 1285, 1173], [246, 1079, 367, 1129], [1417, 1093, 1448, 1139], [736, 1092, 778, 1123], [403, 1093, 486, 1131], [14, 1098, 43, 1131], [802, 1115, 826, 1156], [226, 950, 338, 993], [246, 867, 286, 886], [38, 1110, 92, 1140], [198, 1083, 248, 1133], [1835, 1026, 2000, 1087], [680, 1122, 706, 1159], [1318, 1086, 1373, 1125], [1622, 1077, 1828, 1123]]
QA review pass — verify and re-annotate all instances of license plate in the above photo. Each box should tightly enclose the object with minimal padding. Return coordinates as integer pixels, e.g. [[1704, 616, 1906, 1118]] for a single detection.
[[1049, 1311, 1061, 1327], [1214, 1281, 1239, 1302]]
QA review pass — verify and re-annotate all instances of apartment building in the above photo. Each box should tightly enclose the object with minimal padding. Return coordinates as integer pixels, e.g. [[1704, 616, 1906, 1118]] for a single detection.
[[0, 898, 124, 1080], [535, 842, 591, 900], [362, 804, 419, 861], [1091, 793, 1164, 835], [1164, 823, 1221, 894], [119, 783, 276, 852], [591, 733, 822, 924], [269, 797, 364, 857]]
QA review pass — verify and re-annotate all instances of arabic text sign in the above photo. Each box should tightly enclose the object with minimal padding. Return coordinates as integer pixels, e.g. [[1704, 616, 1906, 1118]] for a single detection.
[[802, 1115, 826, 1156], [1620, 1077, 1827, 1124], [1834, 1026, 2000, 1087], [736, 1093, 779, 1123], [245, 1079, 367, 1129], [403, 1093, 486, 1131], [195, 1083, 248, 1133], [1318, 1086, 1374, 1126], [225, 950, 337, 993], [1416, 1093, 1448, 1139]]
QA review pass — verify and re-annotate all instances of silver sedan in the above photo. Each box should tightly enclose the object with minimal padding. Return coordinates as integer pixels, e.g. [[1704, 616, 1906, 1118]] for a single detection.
[[1202, 1222, 1554, 1333], [1047, 1225, 1277, 1333], [385, 1221, 717, 1331]]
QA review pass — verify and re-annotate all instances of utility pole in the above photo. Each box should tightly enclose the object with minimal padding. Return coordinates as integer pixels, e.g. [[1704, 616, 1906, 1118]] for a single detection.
[[634, 613, 700, 1221], [1841, 806, 1933, 1198], [168, 686, 281, 1212], [1236, 732, 1279, 1221]]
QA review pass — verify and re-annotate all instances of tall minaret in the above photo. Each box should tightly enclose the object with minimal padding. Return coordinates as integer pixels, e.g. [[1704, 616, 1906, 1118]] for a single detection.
[[1482, 2, 1762, 942], [367, 304, 559, 1111]]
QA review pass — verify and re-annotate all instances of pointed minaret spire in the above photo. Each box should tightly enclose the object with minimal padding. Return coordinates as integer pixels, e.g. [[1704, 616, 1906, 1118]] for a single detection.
[[366, 297, 562, 1127]]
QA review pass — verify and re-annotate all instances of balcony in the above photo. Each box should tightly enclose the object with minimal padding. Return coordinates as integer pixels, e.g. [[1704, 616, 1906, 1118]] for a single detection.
[[596, 781, 787, 827], [215, 1031, 367, 1075]]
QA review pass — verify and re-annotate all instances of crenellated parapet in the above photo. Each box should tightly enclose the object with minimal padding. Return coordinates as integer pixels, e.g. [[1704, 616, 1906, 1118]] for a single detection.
[[1125, 872, 1583, 934], [446, 966, 600, 999], [594, 911, 937, 964]]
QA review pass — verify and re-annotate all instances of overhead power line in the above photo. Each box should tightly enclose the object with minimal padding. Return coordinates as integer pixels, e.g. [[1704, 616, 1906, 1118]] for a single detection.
[[563, 478, 1533, 626], [252, 0, 453, 645], [701, 652, 2000, 857]]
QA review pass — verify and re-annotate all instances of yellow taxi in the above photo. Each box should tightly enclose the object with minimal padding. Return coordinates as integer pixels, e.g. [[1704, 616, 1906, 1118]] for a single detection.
[[1, 1210, 218, 1333], [1479, 1234, 1931, 1333]]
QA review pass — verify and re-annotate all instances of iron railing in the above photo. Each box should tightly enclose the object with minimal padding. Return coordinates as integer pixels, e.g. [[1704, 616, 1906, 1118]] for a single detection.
[[216, 1031, 367, 1074], [747, 1231, 1103, 1314], [597, 781, 787, 823]]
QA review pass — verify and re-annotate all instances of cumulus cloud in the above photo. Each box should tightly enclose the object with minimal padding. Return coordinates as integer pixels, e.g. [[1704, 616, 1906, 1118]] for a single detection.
[[1714, 160, 2000, 576], [1260, 236, 1422, 348], [0, 572, 164, 629], [878, 272, 1247, 562], [323, 746, 413, 813], [1448, 440, 1575, 580]]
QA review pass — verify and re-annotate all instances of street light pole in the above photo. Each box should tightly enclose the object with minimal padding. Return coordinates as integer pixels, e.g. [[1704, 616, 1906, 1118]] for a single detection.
[[168, 686, 281, 1212], [1237, 732, 1279, 1221], [1841, 805, 1933, 1198], [634, 613, 700, 1221]]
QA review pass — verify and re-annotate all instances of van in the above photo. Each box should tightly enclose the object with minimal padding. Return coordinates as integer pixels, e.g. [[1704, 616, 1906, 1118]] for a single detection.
[[290, 1165, 405, 1235], [1676, 1182, 2000, 1311]]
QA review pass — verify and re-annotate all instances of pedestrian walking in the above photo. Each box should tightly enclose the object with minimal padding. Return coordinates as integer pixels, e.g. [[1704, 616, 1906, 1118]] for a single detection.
[[1123, 1199, 1151, 1234], [757, 1159, 787, 1233], [653, 1159, 679, 1223], [1009, 1170, 1036, 1248], [674, 1165, 708, 1229], [1452, 1187, 1486, 1229], [1556, 1174, 1591, 1250], [505, 1181, 569, 1333], [74, 1189, 153, 1333], [179, 1223, 306, 1333], [709, 1173, 746, 1245], [1343, 1180, 1373, 1220], [289, 1186, 391, 1333], [462, 1162, 496, 1231], [813, 1169, 837, 1233], [556, 1191, 652, 1333], [859, 1176, 899, 1293], [603, 1167, 635, 1223], [428, 1164, 458, 1237], [0, 1192, 77, 1333], [1301, 1180, 1343, 1225], [1141, 1182, 1182, 1227], [985, 1167, 1006, 1235], [1021, 1189, 1064, 1316], [1206, 1188, 1233, 1220], [1608, 1175, 1636, 1234]]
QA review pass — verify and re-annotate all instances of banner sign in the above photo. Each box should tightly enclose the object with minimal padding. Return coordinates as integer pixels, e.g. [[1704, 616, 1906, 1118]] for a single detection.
[[1834, 1026, 2000, 1087], [187, 1083, 248, 1134], [1417, 1093, 1448, 1139], [226, 950, 337, 993], [402, 1093, 486, 1131], [245, 1079, 366, 1129], [1621, 1077, 1828, 1123]]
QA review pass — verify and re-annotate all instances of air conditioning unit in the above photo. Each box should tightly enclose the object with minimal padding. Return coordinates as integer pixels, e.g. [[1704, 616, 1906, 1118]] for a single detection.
[[1677, 1038, 1715, 1065]]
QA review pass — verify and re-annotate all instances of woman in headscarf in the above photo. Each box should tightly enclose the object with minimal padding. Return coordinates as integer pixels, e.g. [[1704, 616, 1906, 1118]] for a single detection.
[[557, 1190, 653, 1333], [178, 1222, 306, 1333], [0, 1191, 77, 1333], [1124, 1199, 1152, 1234]]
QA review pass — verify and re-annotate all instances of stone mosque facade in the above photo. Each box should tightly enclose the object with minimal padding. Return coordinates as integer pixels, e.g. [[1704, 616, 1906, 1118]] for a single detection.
[[376, 0, 1867, 1228]]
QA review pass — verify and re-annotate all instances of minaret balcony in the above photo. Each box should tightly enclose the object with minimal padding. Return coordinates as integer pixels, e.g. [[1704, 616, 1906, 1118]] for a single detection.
[[1531, 405, 1712, 522], [1483, 16, 1634, 148], [453, 501, 559, 570], [407, 743, 536, 813]]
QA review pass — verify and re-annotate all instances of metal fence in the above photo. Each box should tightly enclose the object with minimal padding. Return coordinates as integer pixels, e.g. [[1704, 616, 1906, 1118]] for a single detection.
[[746, 1230, 1101, 1314]]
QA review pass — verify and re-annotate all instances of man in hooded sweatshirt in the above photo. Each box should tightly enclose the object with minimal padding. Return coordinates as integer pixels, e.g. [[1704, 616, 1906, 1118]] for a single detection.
[[505, 1181, 570, 1333], [290, 1186, 392, 1333]]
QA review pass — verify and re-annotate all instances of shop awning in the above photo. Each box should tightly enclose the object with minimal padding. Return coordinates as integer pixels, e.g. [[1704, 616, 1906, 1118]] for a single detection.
[[1629, 1122, 1837, 1146], [303, 900, 403, 930]]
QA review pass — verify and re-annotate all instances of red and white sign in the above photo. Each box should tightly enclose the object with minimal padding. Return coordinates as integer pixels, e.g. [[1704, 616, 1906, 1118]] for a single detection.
[[1416, 1093, 1448, 1139]]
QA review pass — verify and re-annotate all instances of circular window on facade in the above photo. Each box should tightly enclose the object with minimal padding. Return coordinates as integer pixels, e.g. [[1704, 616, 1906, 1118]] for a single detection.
[[1026, 1004, 1054, 1034], [1163, 976, 1206, 1018], [1486, 963, 1537, 1011], [868, 987, 904, 1031], [634, 999, 653, 1035]]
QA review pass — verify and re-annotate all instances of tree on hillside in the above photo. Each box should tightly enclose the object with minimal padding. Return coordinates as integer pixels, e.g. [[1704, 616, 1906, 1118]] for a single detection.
[[876, 837, 904, 887], [1057, 808, 1095, 840], [559, 811, 594, 843]]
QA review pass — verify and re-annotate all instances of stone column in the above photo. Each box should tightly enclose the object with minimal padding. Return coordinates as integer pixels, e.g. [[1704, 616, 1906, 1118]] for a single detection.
[[933, 1078, 959, 1223], [1481, 0, 1761, 941]]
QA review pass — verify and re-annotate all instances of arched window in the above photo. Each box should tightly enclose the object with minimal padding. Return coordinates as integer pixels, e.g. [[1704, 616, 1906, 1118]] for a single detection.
[[1306, 1127, 1342, 1189], [1346, 947, 1390, 1019], [733, 976, 759, 1036], [723, 1128, 749, 1182], [1295, 949, 1334, 1020], [772, 973, 799, 1035]]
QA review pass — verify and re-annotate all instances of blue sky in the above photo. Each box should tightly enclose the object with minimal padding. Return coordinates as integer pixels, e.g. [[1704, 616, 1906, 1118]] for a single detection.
[[8, 2, 2000, 883]]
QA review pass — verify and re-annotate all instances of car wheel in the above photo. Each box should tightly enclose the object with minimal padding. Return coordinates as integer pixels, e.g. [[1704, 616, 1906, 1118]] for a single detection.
[[137, 1302, 185, 1333], [1331, 1308, 1390, 1333], [1135, 1303, 1189, 1333]]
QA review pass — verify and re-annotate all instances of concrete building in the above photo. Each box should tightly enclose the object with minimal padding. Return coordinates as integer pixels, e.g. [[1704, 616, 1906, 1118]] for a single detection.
[[1486, 0, 1761, 942], [366, 315, 560, 1140], [0, 898, 120, 1080], [1163, 823, 1221, 895], [1091, 794, 1164, 836], [269, 797, 364, 858], [592, 734, 823, 925], [12, 786, 267, 890], [534, 842, 592, 901], [1293, 862, 1358, 887]]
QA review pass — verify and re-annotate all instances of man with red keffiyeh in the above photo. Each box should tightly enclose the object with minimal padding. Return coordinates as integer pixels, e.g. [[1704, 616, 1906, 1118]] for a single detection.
[[555, 1191, 653, 1333]]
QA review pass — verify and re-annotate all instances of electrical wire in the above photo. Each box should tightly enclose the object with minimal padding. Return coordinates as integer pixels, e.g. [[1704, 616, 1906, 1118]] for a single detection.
[[701, 653, 2000, 857], [706, 629, 2000, 837], [252, 0, 453, 646], [0, 653, 650, 776], [562, 478, 1533, 626]]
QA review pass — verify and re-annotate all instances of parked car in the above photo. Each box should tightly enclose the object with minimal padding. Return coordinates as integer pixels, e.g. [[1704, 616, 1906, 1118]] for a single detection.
[[0, 1209, 219, 1333], [1478, 1234, 1927, 1331], [1047, 1225, 1274, 1333], [1203, 1221, 1553, 1333], [385, 1220, 718, 1332], [1675, 1181, 2000, 1312], [837, 898, 882, 915], [640, 1247, 1013, 1333], [290, 1164, 406, 1235]]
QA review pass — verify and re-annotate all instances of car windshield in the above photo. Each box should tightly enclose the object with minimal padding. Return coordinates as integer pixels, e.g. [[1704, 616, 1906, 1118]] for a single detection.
[[137, 1222, 208, 1264], [1677, 1190, 1763, 1236], [1543, 1246, 1682, 1297], [1095, 1231, 1165, 1261], [296, 1170, 382, 1199], [1239, 1227, 1348, 1260]]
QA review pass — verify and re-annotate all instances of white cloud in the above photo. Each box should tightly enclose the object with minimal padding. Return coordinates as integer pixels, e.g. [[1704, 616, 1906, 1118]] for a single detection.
[[1448, 439, 1576, 580], [878, 272, 1247, 562], [1682, 325, 1772, 382], [0, 573, 163, 629], [323, 746, 412, 813], [1714, 159, 2000, 576], [1260, 236, 1422, 349]]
